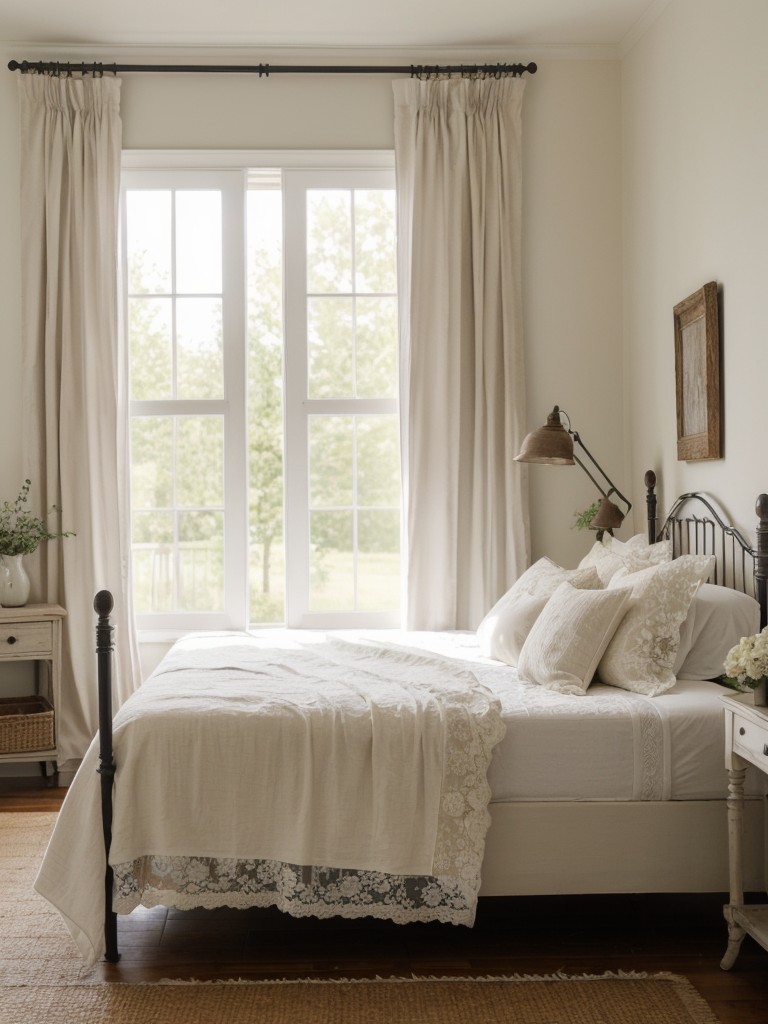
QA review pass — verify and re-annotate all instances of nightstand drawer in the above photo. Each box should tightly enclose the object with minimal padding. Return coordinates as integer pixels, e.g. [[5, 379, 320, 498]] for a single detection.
[[0, 621, 53, 656], [732, 715, 768, 770]]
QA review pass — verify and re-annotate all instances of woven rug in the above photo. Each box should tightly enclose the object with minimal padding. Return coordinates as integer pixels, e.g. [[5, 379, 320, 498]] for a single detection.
[[0, 812, 721, 1024]]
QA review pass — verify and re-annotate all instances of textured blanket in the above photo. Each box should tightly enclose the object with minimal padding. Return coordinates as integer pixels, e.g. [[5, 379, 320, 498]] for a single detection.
[[35, 633, 505, 966]]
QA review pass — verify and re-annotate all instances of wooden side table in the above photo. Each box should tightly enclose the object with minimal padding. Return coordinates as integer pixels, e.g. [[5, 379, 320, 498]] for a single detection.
[[0, 604, 66, 776], [721, 692, 768, 969]]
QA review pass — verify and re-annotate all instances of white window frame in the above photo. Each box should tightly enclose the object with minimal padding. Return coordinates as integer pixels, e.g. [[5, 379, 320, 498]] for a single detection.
[[121, 151, 398, 636]]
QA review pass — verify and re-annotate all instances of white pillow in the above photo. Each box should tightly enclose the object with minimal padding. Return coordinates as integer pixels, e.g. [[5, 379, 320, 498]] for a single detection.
[[578, 534, 672, 585], [517, 582, 632, 696], [598, 554, 715, 696], [477, 557, 601, 666], [673, 583, 761, 680]]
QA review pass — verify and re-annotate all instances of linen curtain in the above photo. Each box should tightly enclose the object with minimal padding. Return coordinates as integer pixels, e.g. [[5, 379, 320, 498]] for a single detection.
[[393, 77, 530, 630], [18, 74, 141, 768]]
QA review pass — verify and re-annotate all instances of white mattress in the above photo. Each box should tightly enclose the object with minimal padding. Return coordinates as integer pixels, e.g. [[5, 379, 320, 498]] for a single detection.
[[307, 629, 763, 803]]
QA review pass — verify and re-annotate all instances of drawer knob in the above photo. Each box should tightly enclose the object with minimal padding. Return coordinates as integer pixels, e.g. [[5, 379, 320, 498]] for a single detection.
[[739, 727, 746, 736], [764, 744, 768, 757], [6, 635, 16, 645]]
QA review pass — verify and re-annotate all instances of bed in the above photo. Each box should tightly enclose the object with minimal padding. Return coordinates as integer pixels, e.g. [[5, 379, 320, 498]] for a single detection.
[[35, 471, 768, 967]]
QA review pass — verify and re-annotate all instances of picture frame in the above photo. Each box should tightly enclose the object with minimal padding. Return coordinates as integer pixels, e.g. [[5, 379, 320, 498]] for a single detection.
[[673, 281, 721, 461]]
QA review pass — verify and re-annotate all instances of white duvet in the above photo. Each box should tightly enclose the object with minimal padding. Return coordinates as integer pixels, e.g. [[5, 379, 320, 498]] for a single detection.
[[35, 633, 505, 967]]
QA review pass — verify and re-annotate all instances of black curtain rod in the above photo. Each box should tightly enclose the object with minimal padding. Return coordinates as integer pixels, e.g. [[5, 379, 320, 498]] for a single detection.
[[8, 59, 536, 78]]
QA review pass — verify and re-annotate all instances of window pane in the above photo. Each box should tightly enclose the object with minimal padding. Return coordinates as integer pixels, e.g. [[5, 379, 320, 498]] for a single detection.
[[357, 509, 400, 611], [126, 190, 171, 294], [309, 416, 353, 508], [131, 510, 174, 613], [129, 297, 173, 400], [310, 510, 353, 611], [356, 416, 401, 508], [307, 190, 352, 294], [176, 417, 224, 508], [355, 297, 398, 399], [354, 189, 397, 294], [130, 418, 173, 508], [175, 191, 222, 294], [178, 510, 224, 611], [247, 186, 285, 624], [308, 297, 353, 398], [177, 297, 224, 399]]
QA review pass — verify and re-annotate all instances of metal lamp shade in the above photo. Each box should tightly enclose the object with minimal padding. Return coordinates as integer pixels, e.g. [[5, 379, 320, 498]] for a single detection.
[[589, 495, 625, 531], [513, 407, 575, 465]]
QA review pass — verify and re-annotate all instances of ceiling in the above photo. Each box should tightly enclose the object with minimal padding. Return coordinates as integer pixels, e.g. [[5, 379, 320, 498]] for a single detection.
[[0, 0, 669, 54]]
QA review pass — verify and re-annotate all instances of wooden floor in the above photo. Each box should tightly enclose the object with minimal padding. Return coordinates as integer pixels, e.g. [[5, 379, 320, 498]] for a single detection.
[[4, 778, 768, 1023]]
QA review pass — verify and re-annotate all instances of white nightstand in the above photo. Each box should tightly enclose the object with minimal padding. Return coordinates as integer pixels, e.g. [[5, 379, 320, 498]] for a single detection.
[[0, 604, 66, 776], [721, 692, 768, 970]]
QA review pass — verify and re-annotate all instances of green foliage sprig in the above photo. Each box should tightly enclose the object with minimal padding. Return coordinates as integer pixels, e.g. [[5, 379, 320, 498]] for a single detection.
[[0, 480, 75, 556], [572, 500, 601, 531]]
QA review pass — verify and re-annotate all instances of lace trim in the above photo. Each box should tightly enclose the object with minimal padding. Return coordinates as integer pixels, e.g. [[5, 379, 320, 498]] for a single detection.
[[112, 856, 477, 926], [635, 697, 665, 800]]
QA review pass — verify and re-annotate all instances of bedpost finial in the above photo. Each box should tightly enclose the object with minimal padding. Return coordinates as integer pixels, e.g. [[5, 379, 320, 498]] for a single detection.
[[94, 590, 114, 617], [756, 494, 768, 524], [644, 469, 657, 490]]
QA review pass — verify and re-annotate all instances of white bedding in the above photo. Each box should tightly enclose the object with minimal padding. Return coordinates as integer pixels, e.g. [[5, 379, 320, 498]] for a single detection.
[[35, 632, 505, 967], [374, 630, 756, 803], [35, 627, 756, 969]]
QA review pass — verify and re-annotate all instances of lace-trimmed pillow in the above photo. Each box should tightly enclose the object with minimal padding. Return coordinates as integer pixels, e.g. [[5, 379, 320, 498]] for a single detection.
[[579, 533, 672, 585], [597, 554, 715, 696], [517, 581, 632, 696], [477, 557, 601, 666]]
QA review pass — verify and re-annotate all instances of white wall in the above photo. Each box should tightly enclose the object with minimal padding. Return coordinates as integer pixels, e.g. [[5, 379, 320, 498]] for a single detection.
[[622, 0, 768, 546], [522, 59, 623, 566], [0, 47, 622, 583]]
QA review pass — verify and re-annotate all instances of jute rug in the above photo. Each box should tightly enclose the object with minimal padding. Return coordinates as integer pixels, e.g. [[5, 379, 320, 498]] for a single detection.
[[1, 813, 721, 1024]]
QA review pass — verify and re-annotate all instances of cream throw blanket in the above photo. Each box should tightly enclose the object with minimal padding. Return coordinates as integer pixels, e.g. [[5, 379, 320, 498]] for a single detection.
[[35, 633, 505, 966]]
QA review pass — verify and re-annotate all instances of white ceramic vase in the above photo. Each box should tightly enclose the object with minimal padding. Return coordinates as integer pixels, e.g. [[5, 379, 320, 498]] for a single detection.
[[0, 554, 31, 607]]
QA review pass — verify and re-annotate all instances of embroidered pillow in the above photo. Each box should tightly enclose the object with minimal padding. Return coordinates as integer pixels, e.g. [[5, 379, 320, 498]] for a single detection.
[[578, 534, 672, 585], [517, 582, 632, 696], [598, 554, 715, 696], [477, 557, 601, 666]]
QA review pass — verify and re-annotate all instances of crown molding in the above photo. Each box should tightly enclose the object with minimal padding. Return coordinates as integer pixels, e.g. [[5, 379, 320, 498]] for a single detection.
[[2, 41, 621, 65]]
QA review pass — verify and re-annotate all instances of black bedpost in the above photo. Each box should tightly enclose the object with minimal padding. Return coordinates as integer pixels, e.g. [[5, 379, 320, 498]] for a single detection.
[[755, 495, 768, 630], [645, 470, 658, 544], [94, 590, 120, 963]]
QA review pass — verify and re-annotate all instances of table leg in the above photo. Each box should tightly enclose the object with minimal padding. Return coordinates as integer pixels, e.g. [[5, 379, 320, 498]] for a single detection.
[[721, 905, 746, 970], [721, 765, 747, 970]]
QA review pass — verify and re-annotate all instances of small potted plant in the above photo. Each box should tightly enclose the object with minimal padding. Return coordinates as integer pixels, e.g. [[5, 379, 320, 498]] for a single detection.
[[0, 480, 75, 607]]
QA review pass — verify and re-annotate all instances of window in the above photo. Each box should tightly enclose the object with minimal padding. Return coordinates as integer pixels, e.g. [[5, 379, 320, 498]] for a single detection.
[[122, 156, 399, 631]]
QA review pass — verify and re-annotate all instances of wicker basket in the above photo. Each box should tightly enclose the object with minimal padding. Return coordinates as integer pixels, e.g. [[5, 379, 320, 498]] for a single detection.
[[0, 696, 55, 754]]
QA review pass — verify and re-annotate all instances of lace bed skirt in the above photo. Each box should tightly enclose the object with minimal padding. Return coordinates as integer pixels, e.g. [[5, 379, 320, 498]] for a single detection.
[[113, 853, 478, 926]]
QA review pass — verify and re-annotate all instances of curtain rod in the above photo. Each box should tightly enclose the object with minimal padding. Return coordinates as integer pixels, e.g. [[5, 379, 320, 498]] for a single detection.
[[8, 59, 537, 78]]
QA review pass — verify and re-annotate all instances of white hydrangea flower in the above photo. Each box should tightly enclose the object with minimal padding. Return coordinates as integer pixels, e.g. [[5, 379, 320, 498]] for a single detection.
[[724, 625, 768, 689]]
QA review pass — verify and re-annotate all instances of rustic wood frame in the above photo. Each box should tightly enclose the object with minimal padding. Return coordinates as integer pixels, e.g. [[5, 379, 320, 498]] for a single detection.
[[674, 281, 721, 461]]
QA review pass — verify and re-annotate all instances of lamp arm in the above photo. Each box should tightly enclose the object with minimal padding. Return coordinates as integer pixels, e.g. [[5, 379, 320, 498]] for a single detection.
[[571, 431, 632, 515]]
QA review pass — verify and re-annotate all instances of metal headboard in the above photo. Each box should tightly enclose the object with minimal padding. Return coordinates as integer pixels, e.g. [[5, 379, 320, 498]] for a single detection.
[[644, 469, 768, 629]]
